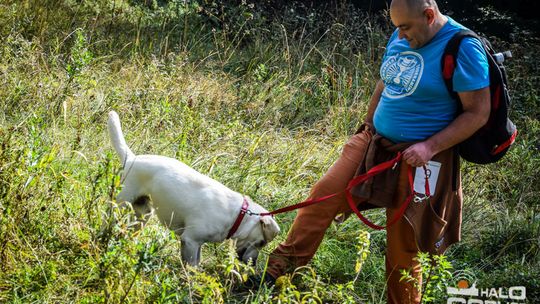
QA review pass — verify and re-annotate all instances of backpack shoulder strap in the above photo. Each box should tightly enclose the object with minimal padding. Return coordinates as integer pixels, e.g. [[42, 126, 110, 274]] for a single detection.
[[441, 29, 481, 100]]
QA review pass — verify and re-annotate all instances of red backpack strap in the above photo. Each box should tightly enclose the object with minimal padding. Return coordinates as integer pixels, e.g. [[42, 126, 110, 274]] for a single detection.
[[441, 29, 481, 103]]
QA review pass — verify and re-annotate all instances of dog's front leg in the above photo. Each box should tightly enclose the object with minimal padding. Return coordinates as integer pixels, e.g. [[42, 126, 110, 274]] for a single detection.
[[181, 238, 202, 266]]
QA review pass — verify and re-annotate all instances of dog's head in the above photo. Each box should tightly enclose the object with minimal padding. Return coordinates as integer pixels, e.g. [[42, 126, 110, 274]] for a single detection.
[[235, 215, 280, 264]]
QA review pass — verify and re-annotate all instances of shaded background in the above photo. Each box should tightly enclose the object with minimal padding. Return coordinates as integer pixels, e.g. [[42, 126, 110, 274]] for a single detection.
[[234, 0, 540, 40]]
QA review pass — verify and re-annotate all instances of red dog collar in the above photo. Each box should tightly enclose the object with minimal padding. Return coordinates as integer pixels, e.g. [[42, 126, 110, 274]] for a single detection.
[[226, 197, 249, 239]]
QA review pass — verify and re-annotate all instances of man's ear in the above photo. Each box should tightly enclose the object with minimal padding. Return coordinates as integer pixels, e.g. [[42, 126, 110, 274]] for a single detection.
[[260, 216, 280, 242], [423, 8, 435, 25]]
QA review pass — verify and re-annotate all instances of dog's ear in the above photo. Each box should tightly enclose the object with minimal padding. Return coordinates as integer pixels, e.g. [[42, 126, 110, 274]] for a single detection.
[[260, 216, 280, 243]]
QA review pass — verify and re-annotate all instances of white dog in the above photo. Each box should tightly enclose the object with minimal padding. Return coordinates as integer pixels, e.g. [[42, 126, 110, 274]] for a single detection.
[[107, 111, 280, 266]]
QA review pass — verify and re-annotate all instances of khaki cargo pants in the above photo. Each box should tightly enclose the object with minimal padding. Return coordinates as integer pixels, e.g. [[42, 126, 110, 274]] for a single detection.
[[266, 130, 422, 304]]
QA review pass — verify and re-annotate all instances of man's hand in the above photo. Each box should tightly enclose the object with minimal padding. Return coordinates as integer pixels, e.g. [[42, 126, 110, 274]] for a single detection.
[[402, 141, 436, 167]]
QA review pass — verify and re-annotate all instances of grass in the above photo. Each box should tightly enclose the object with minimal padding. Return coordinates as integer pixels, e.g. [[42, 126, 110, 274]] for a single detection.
[[0, 0, 539, 303]]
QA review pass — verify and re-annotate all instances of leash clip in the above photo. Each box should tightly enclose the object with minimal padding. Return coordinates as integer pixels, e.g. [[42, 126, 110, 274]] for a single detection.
[[245, 209, 259, 216], [413, 193, 430, 203]]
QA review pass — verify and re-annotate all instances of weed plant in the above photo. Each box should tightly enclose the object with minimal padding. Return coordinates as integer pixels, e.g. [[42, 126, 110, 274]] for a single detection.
[[0, 0, 538, 303]]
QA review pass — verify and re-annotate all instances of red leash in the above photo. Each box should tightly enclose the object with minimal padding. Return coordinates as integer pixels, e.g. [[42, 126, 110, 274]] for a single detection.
[[257, 152, 429, 230], [344, 163, 414, 230], [227, 153, 431, 234]]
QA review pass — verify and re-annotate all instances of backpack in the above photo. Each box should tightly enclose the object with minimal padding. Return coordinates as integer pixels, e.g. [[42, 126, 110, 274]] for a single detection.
[[441, 29, 517, 164]]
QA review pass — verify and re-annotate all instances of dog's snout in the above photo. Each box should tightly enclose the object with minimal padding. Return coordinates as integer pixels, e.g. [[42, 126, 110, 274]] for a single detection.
[[237, 246, 259, 265]]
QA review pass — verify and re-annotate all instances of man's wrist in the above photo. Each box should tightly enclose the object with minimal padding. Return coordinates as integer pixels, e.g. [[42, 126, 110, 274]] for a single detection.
[[423, 138, 441, 157]]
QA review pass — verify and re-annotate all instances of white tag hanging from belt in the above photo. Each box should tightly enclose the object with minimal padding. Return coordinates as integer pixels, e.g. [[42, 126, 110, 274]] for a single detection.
[[413, 161, 441, 196]]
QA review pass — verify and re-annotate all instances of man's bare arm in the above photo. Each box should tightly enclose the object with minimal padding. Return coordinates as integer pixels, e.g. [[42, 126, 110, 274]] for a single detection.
[[364, 79, 385, 126], [402, 86, 491, 167]]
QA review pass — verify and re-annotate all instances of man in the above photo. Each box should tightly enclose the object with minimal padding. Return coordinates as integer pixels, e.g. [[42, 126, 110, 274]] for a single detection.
[[253, 0, 490, 303]]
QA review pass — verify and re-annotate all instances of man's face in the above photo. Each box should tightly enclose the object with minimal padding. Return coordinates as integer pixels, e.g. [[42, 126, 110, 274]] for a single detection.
[[390, 4, 431, 49]]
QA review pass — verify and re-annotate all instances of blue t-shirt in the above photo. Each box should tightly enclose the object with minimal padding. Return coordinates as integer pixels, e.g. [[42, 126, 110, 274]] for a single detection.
[[373, 16, 489, 143]]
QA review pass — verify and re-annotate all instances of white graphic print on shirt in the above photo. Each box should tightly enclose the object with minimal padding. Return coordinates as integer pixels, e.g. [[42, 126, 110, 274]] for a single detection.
[[381, 51, 424, 99]]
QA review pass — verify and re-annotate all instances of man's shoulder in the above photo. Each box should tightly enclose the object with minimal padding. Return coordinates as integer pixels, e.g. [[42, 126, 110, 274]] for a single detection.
[[444, 16, 468, 32], [442, 17, 486, 57]]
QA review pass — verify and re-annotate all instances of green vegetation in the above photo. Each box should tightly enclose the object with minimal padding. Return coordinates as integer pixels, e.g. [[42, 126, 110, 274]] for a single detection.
[[1, 1, 538, 302]]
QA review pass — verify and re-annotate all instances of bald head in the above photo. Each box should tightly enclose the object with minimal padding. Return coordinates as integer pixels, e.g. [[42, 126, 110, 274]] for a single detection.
[[391, 0, 439, 16], [389, 0, 446, 49]]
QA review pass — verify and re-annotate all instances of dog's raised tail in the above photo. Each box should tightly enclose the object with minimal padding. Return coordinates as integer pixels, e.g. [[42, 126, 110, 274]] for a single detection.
[[107, 111, 134, 164]]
